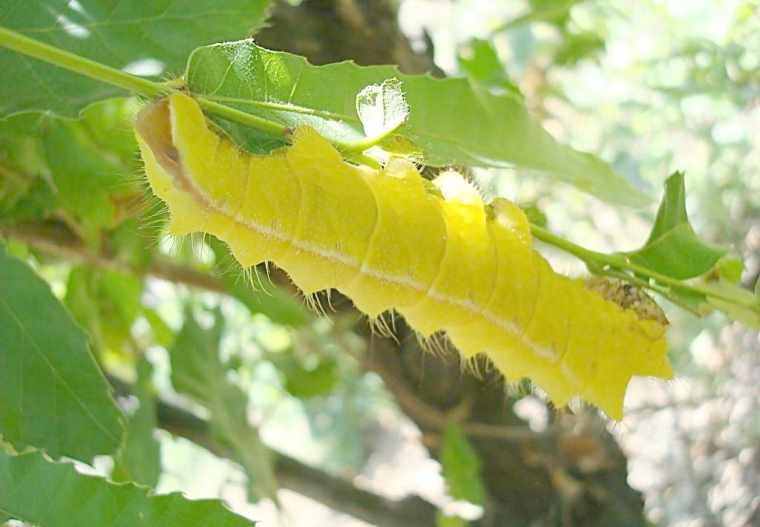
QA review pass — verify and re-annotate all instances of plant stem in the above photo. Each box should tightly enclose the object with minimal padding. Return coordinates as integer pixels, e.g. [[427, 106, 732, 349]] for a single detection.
[[0, 27, 165, 98], [0, 26, 288, 137], [0, 26, 385, 151], [530, 224, 619, 268], [196, 98, 288, 137], [531, 224, 755, 308]]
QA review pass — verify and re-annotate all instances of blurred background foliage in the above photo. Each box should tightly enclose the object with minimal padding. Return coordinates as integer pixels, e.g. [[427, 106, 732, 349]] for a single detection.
[[1, 0, 759, 526]]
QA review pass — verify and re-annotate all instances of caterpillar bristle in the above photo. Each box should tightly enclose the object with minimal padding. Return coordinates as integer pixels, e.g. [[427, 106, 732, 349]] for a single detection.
[[250, 265, 272, 293], [161, 231, 186, 258], [263, 261, 273, 283], [304, 292, 328, 318], [367, 313, 397, 341], [135, 205, 170, 243], [463, 354, 489, 380], [418, 332, 451, 361], [388, 310, 399, 335]]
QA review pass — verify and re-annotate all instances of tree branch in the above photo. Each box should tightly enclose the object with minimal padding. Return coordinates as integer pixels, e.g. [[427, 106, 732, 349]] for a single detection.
[[1, 222, 231, 293], [109, 376, 437, 527]]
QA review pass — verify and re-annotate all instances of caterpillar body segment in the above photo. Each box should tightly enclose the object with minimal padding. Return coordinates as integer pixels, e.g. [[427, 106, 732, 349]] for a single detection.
[[135, 94, 673, 419], [340, 157, 447, 318]]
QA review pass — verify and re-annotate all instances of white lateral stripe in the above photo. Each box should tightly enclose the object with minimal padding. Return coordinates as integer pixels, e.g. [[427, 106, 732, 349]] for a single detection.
[[178, 165, 564, 375]]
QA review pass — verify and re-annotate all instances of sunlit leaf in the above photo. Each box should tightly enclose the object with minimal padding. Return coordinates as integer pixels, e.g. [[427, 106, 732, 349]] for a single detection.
[[186, 41, 649, 207], [628, 172, 725, 278], [554, 31, 605, 65]]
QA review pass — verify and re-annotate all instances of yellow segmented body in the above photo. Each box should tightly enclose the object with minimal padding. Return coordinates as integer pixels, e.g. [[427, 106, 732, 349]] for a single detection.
[[135, 94, 673, 419]]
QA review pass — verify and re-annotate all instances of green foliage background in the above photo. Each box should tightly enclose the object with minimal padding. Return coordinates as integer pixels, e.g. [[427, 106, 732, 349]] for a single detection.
[[1, 1, 759, 526]]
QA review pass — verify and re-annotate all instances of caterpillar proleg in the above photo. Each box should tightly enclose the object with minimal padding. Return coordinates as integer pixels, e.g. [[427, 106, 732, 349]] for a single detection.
[[135, 94, 673, 419]]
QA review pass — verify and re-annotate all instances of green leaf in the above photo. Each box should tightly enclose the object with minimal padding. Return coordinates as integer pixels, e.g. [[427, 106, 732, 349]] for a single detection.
[[0, 114, 55, 222], [663, 277, 760, 328], [186, 41, 649, 207], [113, 359, 161, 487], [40, 116, 137, 242], [65, 266, 143, 355], [440, 423, 486, 506], [628, 172, 726, 279], [715, 255, 744, 284], [436, 511, 468, 527], [506, 0, 580, 30], [0, 177, 56, 222], [554, 31, 606, 66], [142, 308, 176, 349], [521, 202, 548, 228], [170, 307, 277, 502], [1, 99, 145, 242], [0, 0, 272, 117], [0, 246, 124, 461], [457, 39, 522, 99], [272, 354, 338, 399], [78, 98, 142, 164], [0, 449, 254, 526]]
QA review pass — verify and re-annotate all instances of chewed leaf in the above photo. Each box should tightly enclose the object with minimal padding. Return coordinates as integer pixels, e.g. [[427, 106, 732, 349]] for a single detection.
[[135, 93, 673, 419], [628, 172, 726, 279], [186, 41, 649, 207], [356, 78, 409, 145]]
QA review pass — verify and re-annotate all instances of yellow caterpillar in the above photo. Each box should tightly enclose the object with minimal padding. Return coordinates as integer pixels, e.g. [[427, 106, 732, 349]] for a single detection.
[[134, 93, 673, 419]]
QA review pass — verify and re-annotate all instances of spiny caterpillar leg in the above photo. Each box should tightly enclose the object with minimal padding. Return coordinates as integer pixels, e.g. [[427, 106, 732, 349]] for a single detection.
[[135, 94, 673, 420]]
